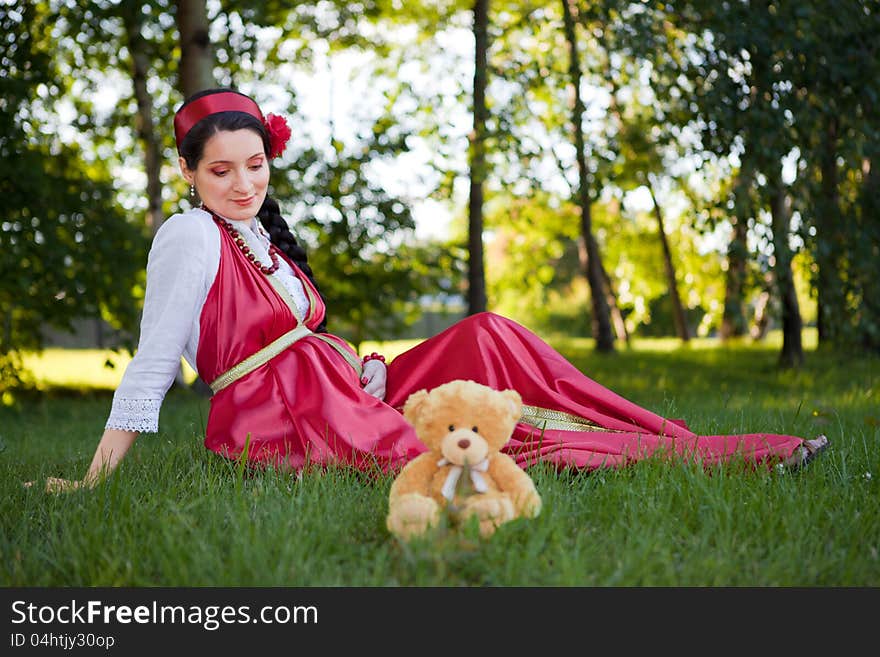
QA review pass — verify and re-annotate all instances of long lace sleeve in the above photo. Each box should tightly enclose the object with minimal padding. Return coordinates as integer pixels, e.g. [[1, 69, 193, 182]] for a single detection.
[[105, 213, 215, 433]]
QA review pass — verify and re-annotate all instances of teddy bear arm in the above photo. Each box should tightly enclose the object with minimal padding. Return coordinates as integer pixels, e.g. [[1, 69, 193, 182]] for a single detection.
[[487, 453, 530, 489], [388, 453, 439, 503], [487, 454, 542, 518]]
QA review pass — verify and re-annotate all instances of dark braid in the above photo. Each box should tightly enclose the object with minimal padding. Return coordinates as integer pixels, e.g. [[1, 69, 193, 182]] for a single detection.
[[258, 196, 328, 333], [178, 88, 329, 332]]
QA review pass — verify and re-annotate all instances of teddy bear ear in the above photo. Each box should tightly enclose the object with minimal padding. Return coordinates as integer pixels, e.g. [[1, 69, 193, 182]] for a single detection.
[[403, 389, 430, 424], [502, 389, 522, 419]]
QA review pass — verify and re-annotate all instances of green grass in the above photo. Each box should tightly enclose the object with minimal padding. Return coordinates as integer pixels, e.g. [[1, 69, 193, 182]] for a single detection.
[[1, 332, 878, 586]]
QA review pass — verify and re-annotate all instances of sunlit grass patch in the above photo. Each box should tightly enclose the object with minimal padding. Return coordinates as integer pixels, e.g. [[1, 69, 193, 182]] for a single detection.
[[19, 348, 199, 391], [16, 329, 820, 392]]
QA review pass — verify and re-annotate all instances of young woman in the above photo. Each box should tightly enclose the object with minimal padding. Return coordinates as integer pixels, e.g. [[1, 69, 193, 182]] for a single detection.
[[37, 89, 827, 492]]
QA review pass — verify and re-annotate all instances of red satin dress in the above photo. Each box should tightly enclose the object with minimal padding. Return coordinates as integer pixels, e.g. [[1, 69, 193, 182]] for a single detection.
[[197, 217, 806, 472]]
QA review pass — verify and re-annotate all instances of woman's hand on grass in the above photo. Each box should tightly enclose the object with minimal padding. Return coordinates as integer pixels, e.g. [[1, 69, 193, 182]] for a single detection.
[[23, 477, 94, 493], [22, 428, 138, 494]]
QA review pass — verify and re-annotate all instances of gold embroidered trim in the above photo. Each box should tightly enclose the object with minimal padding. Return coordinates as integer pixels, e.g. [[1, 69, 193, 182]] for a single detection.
[[313, 334, 364, 377], [209, 324, 312, 394], [519, 404, 625, 433], [301, 274, 319, 326], [209, 272, 362, 393], [266, 274, 305, 324], [265, 272, 361, 376], [208, 328, 364, 394], [209, 224, 364, 394], [266, 260, 319, 326]]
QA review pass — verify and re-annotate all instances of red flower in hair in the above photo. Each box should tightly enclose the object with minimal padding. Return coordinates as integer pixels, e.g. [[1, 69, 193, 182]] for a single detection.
[[264, 113, 292, 159]]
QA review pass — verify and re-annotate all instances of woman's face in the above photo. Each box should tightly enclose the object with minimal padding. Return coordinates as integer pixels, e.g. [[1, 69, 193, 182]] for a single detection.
[[180, 128, 270, 222]]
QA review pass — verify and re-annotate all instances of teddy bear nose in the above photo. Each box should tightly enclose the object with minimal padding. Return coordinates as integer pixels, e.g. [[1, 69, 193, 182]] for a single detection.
[[457, 439, 470, 449]]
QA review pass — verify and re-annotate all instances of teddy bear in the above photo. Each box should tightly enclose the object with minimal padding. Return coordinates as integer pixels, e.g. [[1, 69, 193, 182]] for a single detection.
[[386, 379, 542, 540]]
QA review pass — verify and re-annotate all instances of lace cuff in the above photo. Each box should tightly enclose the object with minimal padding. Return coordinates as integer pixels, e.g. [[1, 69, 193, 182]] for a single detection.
[[105, 398, 162, 433]]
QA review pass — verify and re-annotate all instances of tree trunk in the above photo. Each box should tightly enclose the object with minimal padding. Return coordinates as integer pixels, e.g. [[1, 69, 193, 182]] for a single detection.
[[175, 0, 214, 395], [601, 259, 630, 344], [750, 285, 772, 340], [561, 0, 614, 352], [648, 177, 689, 342], [720, 167, 751, 340], [176, 0, 214, 98], [768, 173, 803, 368], [466, 0, 489, 315], [816, 114, 843, 347], [858, 154, 880, 351], [122, 8, 163, 236], [578, 236, 630, 344]]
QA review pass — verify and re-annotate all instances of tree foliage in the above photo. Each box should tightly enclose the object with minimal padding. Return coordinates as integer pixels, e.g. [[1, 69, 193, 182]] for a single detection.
[[0, 1, 149, 391], [3, 0, 878, 392], [611, 0, 880, 355]]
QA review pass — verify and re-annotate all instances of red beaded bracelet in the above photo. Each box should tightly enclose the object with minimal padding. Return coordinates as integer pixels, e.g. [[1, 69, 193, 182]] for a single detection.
[[362, 352, 386, 364]]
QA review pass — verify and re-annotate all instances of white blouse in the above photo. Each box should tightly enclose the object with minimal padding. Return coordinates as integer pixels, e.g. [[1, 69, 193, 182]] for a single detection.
[[104, 207, 310, 433]]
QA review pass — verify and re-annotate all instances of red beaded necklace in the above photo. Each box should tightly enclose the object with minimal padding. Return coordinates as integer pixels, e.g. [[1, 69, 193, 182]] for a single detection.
[[205, 207, 280, 275]]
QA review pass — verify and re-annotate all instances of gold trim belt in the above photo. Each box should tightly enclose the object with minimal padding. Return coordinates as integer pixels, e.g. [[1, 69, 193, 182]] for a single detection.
[[208, 325, 363, 394], [519, 404, 623, 432]]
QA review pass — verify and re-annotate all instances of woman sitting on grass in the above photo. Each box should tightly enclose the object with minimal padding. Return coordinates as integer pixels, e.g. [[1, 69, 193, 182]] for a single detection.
[[34, 88, 827, 492]]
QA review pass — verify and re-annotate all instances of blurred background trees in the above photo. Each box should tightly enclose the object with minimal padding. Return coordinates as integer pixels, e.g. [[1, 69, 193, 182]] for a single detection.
[[2, 0, 878, 389]]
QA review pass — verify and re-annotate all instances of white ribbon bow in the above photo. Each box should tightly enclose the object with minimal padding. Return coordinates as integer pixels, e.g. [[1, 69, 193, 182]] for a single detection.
[[437, 457, 490, 502]]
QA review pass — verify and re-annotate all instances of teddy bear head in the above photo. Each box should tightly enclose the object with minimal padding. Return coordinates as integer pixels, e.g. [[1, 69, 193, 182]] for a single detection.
[[402, 379, 522, 467]]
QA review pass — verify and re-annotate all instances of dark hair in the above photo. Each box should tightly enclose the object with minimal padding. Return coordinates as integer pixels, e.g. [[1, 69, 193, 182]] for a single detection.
[[177, 88, 327, 332]]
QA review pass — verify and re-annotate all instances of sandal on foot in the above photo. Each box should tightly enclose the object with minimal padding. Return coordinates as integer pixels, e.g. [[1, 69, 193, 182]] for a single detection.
[[783, 435, 829, 470]]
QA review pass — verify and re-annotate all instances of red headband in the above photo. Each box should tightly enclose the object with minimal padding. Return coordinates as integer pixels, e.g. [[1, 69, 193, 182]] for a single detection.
[[174, 91, 292, 158]]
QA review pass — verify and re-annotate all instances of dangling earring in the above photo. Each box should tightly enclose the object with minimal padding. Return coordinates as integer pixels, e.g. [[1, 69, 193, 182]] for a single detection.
[[189, 184, 195, 198]]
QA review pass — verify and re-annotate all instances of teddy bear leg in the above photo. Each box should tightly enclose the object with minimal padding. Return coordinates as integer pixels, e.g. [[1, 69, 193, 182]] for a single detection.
[[461, 494, 516, 538], [387, 493, 441, 540]]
